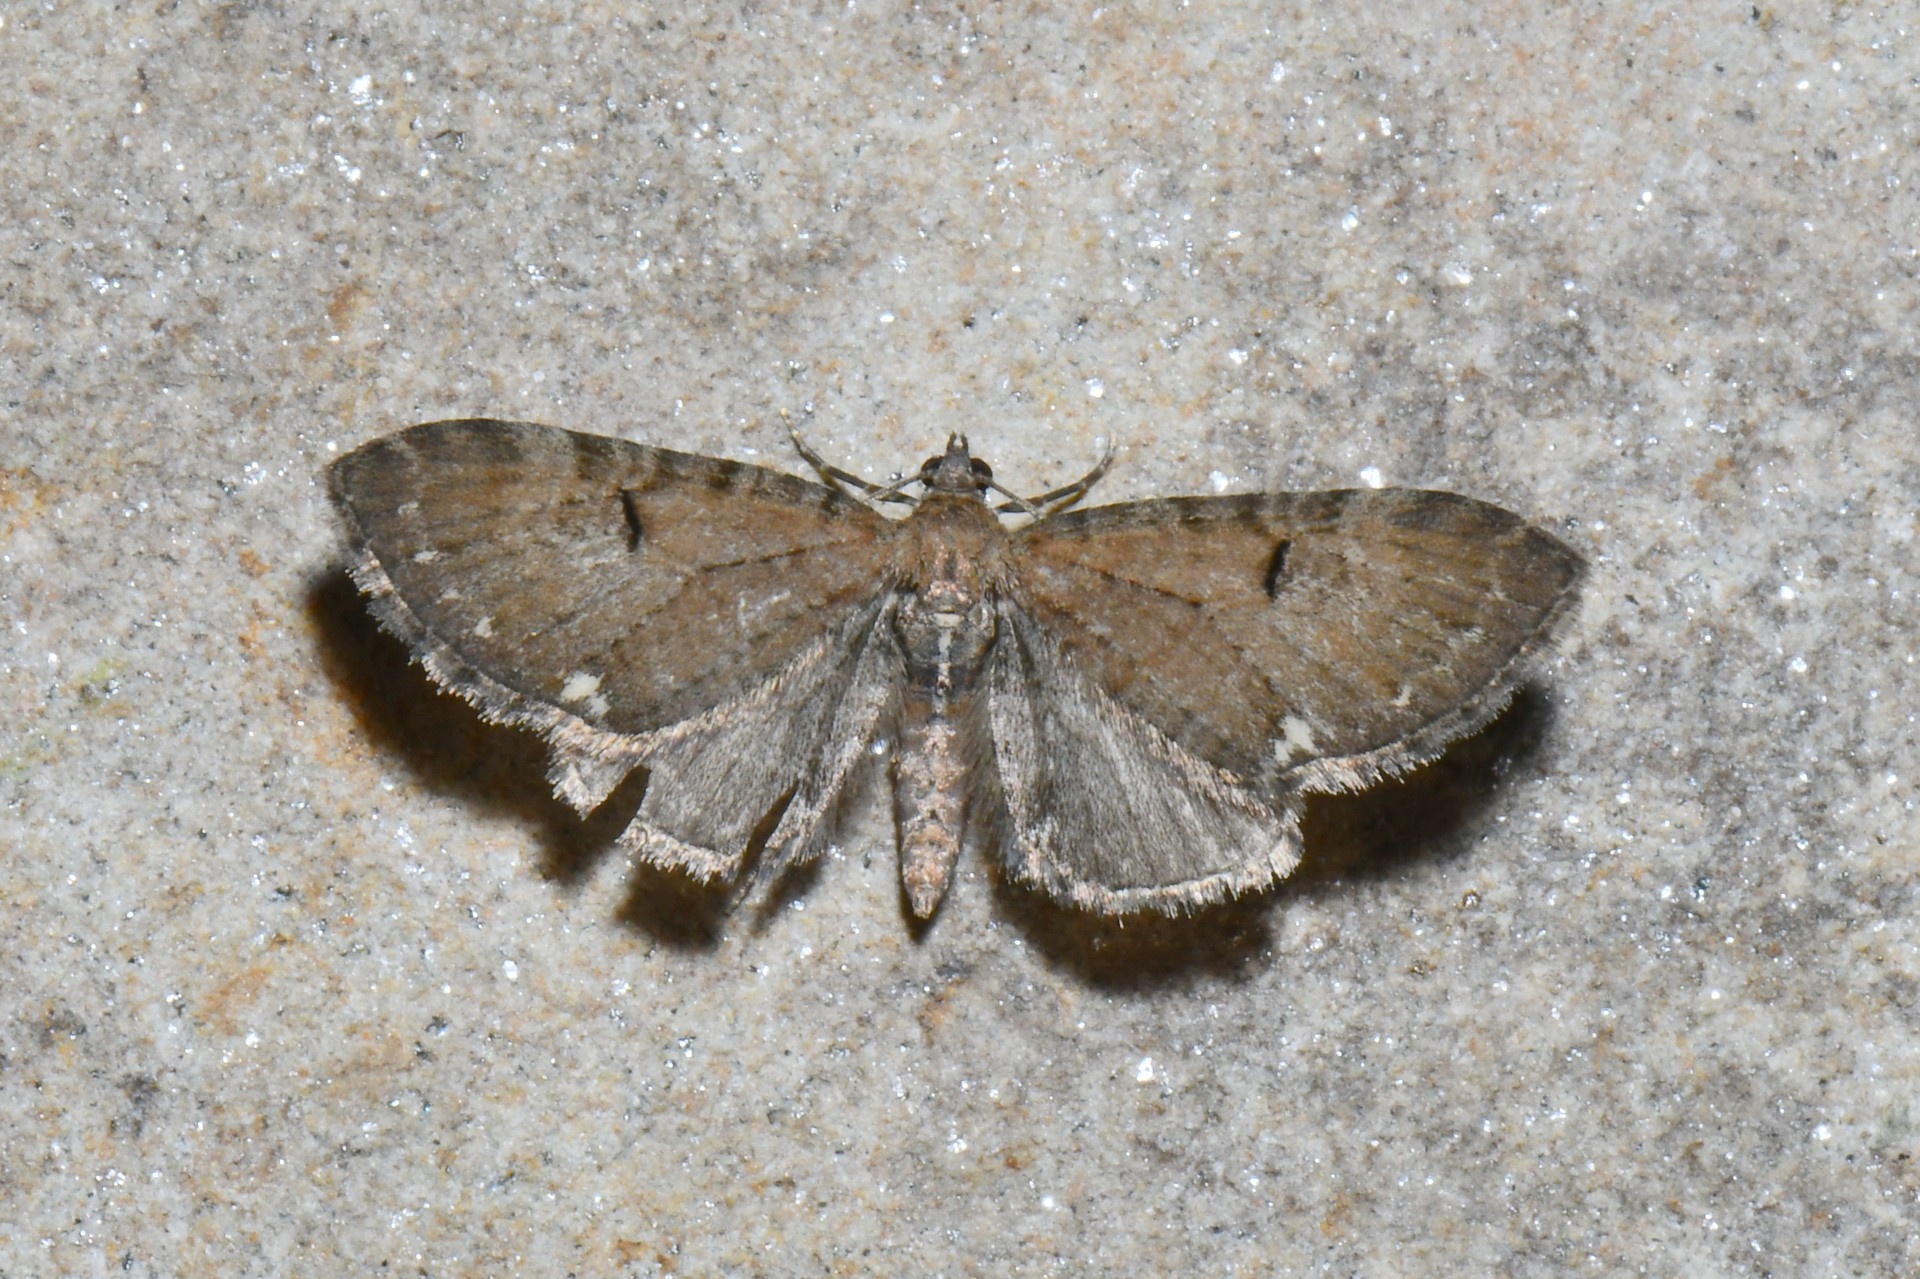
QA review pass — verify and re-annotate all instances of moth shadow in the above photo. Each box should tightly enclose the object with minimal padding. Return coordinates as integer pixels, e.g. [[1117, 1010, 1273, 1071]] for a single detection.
[[308, 569, 730, 951], [993, 687, 1558, 988], [1289, 684, 1560, 890], [991, 876, 1279, 991]]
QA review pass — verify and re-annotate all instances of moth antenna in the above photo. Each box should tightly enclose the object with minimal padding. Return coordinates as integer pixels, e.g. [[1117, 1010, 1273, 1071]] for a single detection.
[[864, 470, 929, 506], [787, 422, 919, 506], [983, 475, 1045, 518], [994, 439, 1118, 517]]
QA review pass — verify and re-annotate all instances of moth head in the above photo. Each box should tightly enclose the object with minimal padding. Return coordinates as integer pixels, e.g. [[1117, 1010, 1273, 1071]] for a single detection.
[[919, 433, 993, 498]]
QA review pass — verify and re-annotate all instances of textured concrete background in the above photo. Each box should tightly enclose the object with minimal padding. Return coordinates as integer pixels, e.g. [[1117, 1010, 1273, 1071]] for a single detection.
[[3, 3, 1915, 1275]]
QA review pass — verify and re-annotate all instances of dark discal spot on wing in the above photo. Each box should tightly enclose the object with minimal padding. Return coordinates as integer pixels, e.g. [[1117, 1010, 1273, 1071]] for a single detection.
[[331, 419, 894, 736], [1262, 539, 1292, 599], [1012, 487, 1582, 780], [620, 489, 644, 551]]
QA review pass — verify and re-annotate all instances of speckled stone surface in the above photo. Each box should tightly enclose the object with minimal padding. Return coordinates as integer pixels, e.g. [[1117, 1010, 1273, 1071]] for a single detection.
[[3, 3, 1915, 1275]]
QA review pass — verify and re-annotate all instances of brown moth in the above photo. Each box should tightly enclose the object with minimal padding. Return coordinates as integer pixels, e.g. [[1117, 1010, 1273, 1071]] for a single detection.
[[329, 420, 1583, 917]]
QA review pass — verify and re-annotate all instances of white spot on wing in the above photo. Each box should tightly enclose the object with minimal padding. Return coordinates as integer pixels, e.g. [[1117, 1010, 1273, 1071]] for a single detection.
[[559, 671, 602, 703], [1274, 715, 1321, 764], [585, 693, 610, 719], [472, 616, 494, 638], [411, 549, 440, 564]]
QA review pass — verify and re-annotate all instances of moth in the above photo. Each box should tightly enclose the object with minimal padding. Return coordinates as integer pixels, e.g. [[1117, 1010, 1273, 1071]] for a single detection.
[[330, 420, 1583, 916]]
